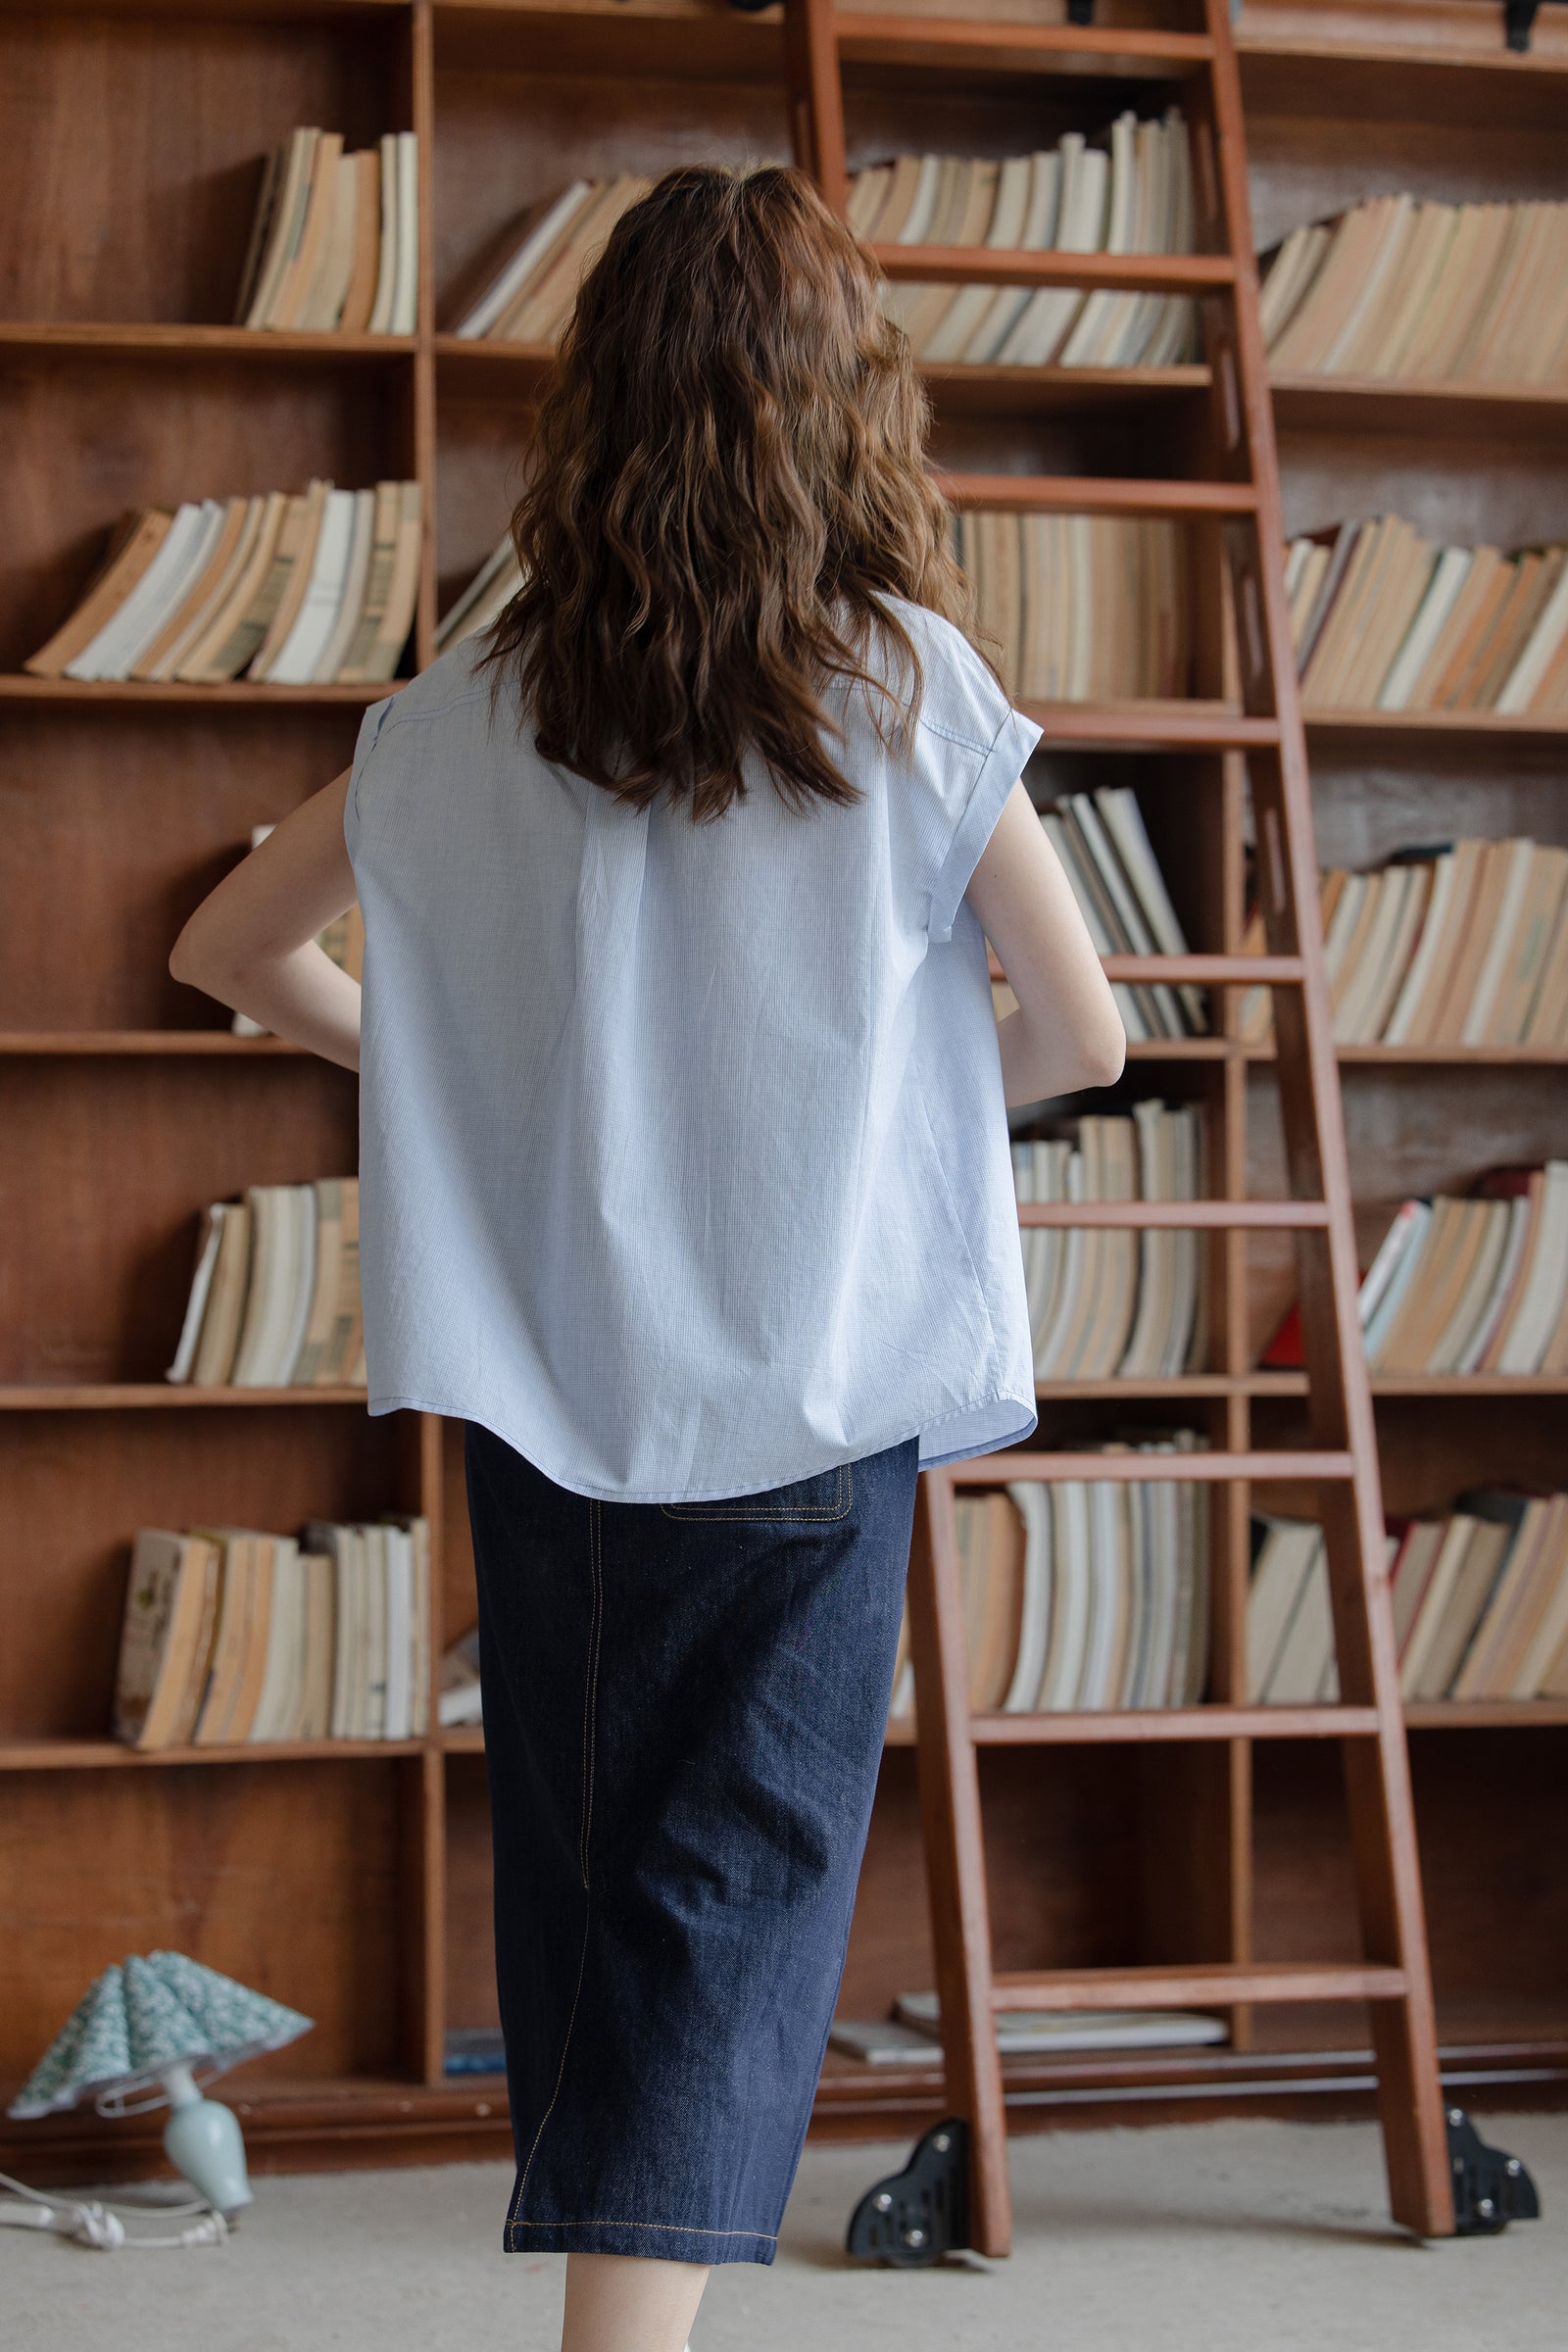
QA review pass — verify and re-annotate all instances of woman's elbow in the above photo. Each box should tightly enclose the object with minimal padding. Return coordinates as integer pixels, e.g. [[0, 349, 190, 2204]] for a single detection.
[[169, 909, 231, 995], [1084, 1019, 1127, 1090]]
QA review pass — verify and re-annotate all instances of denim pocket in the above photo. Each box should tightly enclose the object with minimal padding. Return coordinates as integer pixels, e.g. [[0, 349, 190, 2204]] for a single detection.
[[660, 1461, 854, 1523]]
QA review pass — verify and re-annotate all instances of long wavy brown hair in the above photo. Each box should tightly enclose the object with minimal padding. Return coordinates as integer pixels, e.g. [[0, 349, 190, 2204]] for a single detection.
[[482, 163, 983, 819]]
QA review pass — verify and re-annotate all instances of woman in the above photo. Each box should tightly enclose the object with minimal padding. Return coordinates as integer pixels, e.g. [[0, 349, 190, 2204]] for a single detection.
[[172, 165, 1122, 2352]]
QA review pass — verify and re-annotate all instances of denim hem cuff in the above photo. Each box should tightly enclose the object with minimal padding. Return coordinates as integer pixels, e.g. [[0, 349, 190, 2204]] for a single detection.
[[504, 2217, 778, 2266]]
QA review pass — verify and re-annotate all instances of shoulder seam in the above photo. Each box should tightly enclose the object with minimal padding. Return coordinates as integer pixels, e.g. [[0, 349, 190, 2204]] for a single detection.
[[377, 685, 488, 733], [914, 710, 996, 758]]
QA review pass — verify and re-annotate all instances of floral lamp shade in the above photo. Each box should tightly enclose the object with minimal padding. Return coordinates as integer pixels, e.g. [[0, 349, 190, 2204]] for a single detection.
[[8, 1951, 313, 2121]]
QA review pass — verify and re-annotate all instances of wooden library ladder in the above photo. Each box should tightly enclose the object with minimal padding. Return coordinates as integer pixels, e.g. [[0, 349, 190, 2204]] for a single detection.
[[787, 0, 1457, 2251]]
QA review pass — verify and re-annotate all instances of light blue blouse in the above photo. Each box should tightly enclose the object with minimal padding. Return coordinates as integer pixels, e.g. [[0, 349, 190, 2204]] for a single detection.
[[344, 599, 1042, 1501]]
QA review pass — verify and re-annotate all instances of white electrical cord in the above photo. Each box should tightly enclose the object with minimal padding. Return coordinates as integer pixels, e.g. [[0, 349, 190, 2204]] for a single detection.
[[0, 2169, 230, 2250]]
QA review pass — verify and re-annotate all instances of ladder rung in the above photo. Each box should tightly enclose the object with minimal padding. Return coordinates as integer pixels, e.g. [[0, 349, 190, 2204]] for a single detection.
[[1102, 954, 1303, 983], [991, 1962, 1408, 2013], [949, 1452, 1356, 1485], [835, 16, 1216, 73], [1015, 1200, 1329, 1230], [935, 471, 1258, 519], [873, 246, 1234, 296], [970, 1706, 1382, 1744], [1016, 701, 1281, 752]]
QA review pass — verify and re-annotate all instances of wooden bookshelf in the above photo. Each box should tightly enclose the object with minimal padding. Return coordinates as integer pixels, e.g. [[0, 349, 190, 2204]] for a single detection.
[[3, 0, 1566, 2190]]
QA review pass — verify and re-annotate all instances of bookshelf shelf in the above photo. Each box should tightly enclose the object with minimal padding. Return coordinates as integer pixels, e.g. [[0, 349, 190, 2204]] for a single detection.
[[0, 323, 417, 365], [0, 1033, 322, 1057], [874, 248, 1234, 297], [451, 1702, 1568, 1761], [0, 1386, 368, 1410], [0, 678, 392, 708], [0, 1736, 425, 1773], [1017, 702, 1279, 751], [836, 17, 1215, 74], [432, 336, 1213, 416], [1303, 710, 1568, 747], [1270, 373, 1568, 439]]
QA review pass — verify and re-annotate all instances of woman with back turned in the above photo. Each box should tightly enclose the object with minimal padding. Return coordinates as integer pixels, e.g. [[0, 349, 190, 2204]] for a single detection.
[[172, 163, 1123, 2352]]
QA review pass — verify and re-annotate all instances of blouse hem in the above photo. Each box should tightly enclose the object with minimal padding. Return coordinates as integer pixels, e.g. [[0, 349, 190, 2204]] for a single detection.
[[356, 1387, 1039, 1505]]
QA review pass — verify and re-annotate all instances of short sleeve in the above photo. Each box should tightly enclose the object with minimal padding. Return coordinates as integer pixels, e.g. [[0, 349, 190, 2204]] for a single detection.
[[905, 613, 1043, 945], [342, 693, 396, 863], [926, 702, 1044, 945]]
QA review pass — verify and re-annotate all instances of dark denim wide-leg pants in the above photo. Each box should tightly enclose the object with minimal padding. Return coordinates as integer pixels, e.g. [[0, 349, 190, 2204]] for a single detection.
[[464, 1423, 920, 2266]]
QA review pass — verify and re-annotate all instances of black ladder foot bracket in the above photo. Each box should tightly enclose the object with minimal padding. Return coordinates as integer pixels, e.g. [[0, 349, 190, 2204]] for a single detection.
[[846, 2118, 971, 2267], [1446, 2107, 1541, 2235]]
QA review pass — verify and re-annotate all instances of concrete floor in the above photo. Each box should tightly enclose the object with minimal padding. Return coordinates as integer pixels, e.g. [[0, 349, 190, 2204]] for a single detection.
[[2, 2111, 1563, 2351]]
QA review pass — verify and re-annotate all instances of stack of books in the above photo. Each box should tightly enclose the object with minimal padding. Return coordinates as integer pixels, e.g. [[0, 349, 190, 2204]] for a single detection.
[[235, 126, 418, 335], [848, 111, 1198, 368], [1247, 1517, 1342, 1702], [1239, 837, 1568, 1049], [1357, 1164, 1568, 1378], [1393, 1491, 1568, 1701], [25, 481, 421, 687], [1033, 787, 1208, 1043], [886, 1436, 1210, 1722], [165, 1179, 364, 1391], [435, 534, 523, 656], [1285, 518, 1568, 714], [1014, 1101, 1206, 1381], [1261, 195, 1568, 386], [956, 512, 1189, 701], [448, 173, 653, 342], [112, 1516, 430, 1749], [1249, 1491, 1568, 1707]]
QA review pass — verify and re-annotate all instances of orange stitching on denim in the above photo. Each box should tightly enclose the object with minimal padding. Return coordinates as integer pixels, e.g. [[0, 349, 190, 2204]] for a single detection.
[[507, 1495, 601, 2236], [660, 1462, 853, 1523]]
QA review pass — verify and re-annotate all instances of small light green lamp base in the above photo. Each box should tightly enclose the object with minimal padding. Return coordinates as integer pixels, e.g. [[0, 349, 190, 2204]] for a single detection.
[[161, 2063, 253, 2216]]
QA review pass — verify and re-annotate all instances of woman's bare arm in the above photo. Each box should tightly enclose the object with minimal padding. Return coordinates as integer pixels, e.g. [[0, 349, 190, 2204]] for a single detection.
[[963, 780, 1126, 1105], [169, 770, 362, 1072]]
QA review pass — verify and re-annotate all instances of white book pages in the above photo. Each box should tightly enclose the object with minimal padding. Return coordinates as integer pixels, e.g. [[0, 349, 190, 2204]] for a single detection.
[[1496, 560, 1568, 711], [1077, 1483, 1123, 1708], [382, 1525, 414, 1739], [391, 132, 418, 334], [1058, 114, 1138, 368], [1495, 1164, 1568, 1372], [961, 151, 1062, 364], [1428, 1202, 1512, 1373], [996, 136, 1102, 366], [1040, 1482, 1091, 1709], [1461, 838, 1538, 1042], [274, 1184, 319, 1384], [1003, 1484, 1054, 1711], [1377, 545, 1473, 708], [366, 135, 399, 334], [1457, 1194, 1532, 1372], [456, 181, 594, 339], [229, 1186, 288, 1387], [921, 154, 1031, 363], [1362, 1201, 1436, 1365], [268, 490, 358, 684], [67, 502, 218, 680], [249, 1540, 301, 1741], [1382, 852, 1458, 1042], [165, 1205, 225, 1384], [312, 488, 377, 682], [361, 1527, 387, 1739]]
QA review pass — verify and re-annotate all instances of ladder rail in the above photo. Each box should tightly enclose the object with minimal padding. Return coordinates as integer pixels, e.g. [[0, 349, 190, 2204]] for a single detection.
[[783, 0, 1453, 2248]]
